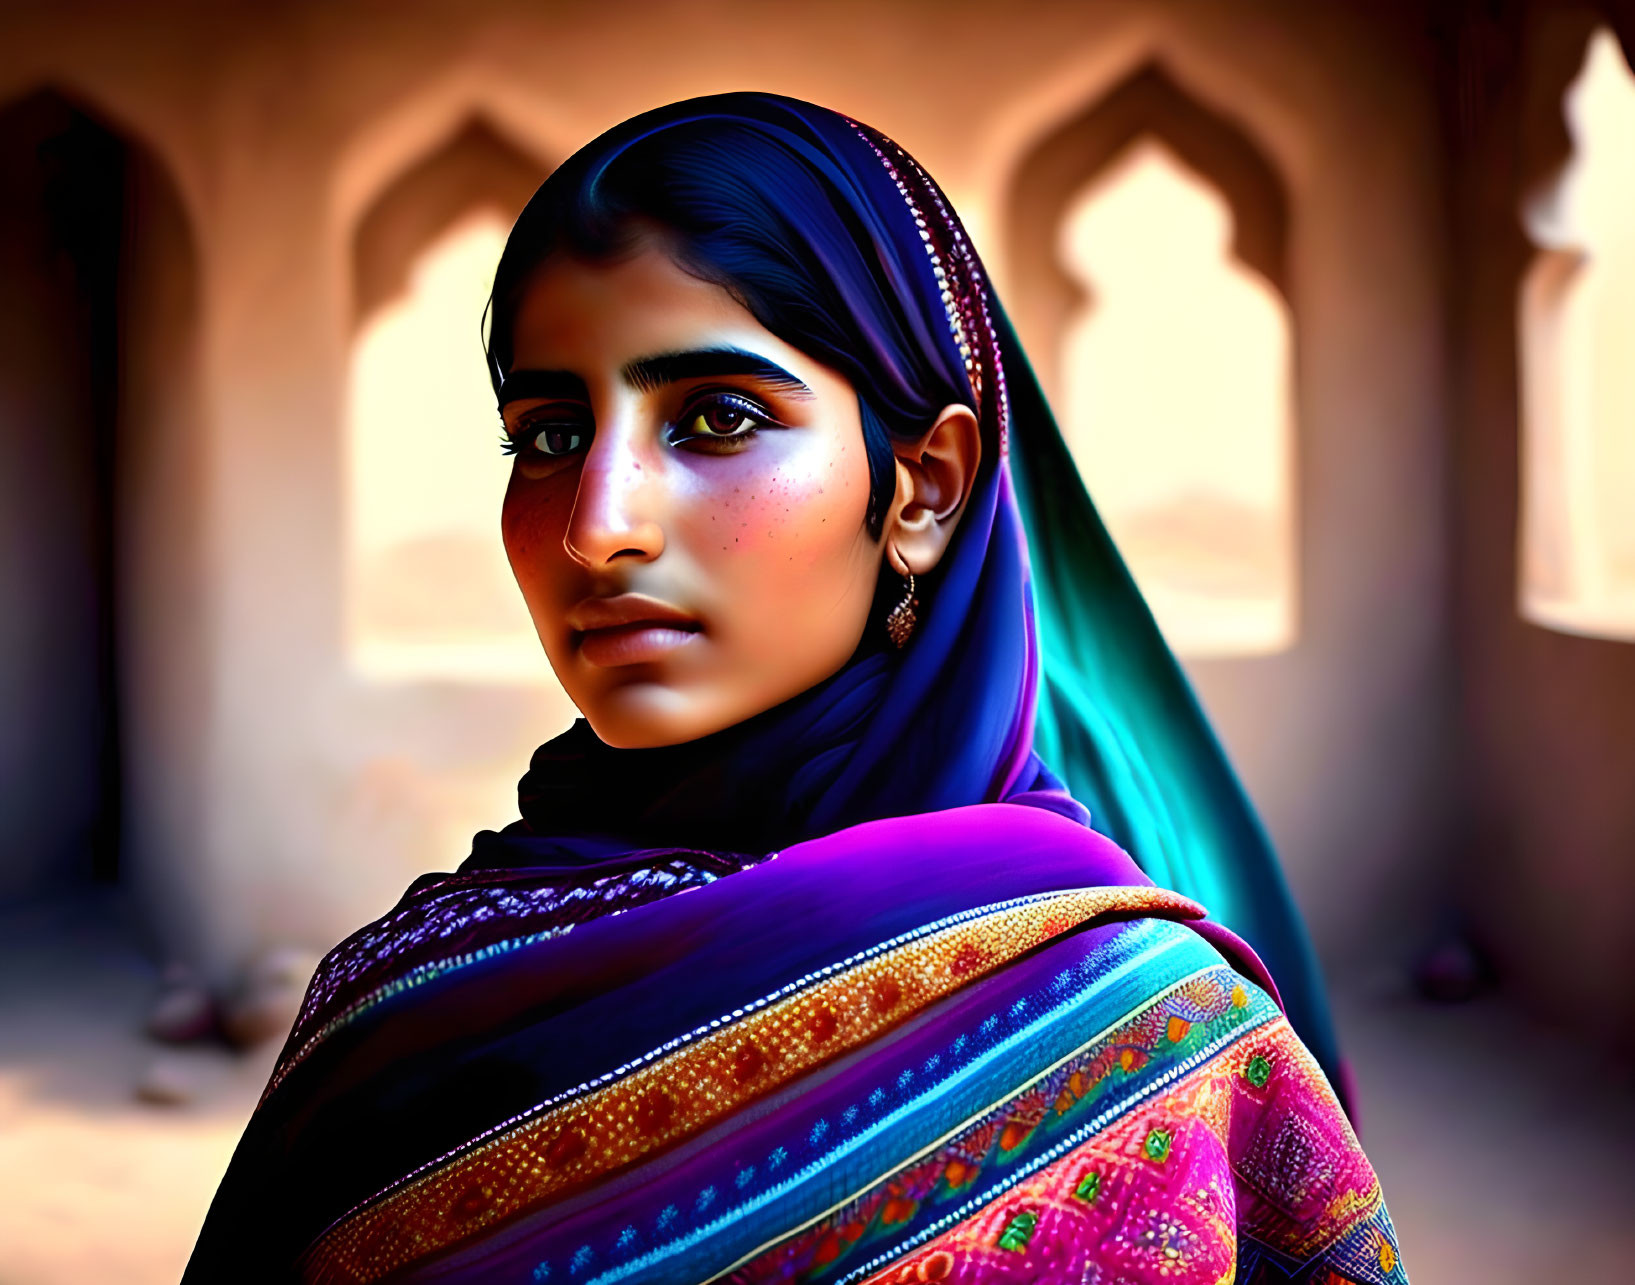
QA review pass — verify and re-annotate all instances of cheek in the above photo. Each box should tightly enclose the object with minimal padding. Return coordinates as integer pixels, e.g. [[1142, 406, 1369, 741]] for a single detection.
[[501, 473, 572, 592], [700, 441, 863, 551], [675, 437, 873, 618]]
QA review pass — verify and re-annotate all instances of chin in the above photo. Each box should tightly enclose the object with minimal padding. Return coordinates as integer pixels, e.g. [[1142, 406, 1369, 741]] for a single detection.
[[579, 682, 742, 750]]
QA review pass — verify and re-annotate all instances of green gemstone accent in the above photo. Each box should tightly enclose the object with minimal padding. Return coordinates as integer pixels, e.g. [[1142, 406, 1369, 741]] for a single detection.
[[996, 1210, 1038, 1252], [1143, 1128, 1172, 1162], [1072, 1170, 1102, 1203], [1245, 1054, 1273, 1088]]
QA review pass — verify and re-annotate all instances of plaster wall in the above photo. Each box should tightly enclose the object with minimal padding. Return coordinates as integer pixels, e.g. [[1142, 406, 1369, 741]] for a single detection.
[[1451, 1, 1635, 1043], [0, 0, 1452, 987]]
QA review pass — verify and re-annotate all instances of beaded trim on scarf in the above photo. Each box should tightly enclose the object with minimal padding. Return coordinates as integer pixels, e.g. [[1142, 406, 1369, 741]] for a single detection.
[[847, 121, 1011, 458], [261, 851, 772, 1109]]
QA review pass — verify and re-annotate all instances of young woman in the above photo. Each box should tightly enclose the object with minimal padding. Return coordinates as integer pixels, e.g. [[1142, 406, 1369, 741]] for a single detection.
[[187, 93, 1407, 1284]]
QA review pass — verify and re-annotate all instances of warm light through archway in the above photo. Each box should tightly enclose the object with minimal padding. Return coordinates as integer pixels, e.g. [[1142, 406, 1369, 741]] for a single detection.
[[1058, 137, 1296, 656], [346, 211, 551, 682], [1520, 27, 1635, 640]]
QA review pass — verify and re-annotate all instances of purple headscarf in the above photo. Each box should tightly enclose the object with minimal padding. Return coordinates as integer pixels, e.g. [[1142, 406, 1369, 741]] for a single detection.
[[467, 105, 1075, 870]]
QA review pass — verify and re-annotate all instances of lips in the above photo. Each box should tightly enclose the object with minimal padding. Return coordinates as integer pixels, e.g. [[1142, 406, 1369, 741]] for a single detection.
[[567, 594, 702, 667]]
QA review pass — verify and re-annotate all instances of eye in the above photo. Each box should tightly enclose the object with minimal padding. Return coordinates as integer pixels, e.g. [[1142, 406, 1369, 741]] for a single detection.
[[671, 393, 775, 448], [530, 424, 589, 456], [500, 418, 592, 459]]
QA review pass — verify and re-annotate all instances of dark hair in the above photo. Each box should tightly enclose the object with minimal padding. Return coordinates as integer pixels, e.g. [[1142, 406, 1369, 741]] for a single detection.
[[483, 96, 975, 539]]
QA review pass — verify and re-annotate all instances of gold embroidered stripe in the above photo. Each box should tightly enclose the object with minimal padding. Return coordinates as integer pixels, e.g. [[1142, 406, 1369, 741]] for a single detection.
[[307, 885, 1202, 1284]]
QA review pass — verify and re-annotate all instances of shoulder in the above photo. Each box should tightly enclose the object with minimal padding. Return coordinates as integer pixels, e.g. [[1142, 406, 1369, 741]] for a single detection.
[[1225, 1012, 1405, 1272]]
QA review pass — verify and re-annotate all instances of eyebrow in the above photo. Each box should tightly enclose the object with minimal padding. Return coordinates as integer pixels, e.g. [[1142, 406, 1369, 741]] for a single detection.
[[621, 347, 814, 398], [498, 346, 814, 411], [496, 369, 589, 411]]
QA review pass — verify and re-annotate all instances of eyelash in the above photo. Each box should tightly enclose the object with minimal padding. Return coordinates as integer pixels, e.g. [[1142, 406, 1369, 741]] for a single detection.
[[671, 391, 781, 446], [499, 391, 783, 458], [498, 424, 585, 457]]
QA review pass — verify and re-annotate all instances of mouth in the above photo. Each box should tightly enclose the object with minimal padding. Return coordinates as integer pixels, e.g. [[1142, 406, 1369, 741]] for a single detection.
[[567, 594, 703, 668]]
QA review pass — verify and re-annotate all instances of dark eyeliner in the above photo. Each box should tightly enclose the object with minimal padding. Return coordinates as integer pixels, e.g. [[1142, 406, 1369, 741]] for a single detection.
[[670, 389, 785, 443], [500, 409, 593, 458]]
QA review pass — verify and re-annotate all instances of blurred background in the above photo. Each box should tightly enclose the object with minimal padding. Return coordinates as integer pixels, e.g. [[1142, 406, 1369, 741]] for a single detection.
[[2, 0, 1634, 1279]]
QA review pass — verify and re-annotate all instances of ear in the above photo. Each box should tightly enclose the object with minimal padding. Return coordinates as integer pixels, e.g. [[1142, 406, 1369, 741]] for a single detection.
[[882, 403, 983, 577]]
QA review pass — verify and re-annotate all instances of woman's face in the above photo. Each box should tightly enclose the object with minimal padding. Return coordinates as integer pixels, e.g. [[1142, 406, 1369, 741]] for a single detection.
[[500, 239, 883, 748]]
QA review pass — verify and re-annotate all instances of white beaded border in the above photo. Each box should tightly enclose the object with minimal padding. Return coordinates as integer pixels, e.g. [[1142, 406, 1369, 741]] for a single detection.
[[848, 121, 1011, 457]]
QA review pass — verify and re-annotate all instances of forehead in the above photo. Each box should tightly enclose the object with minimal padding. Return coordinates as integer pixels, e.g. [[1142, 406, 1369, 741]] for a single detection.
[[507, 244, 782, 373]]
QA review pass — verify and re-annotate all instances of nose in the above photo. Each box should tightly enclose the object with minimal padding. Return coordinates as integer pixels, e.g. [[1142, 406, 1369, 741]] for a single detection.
[[562, 416, 666, 570]]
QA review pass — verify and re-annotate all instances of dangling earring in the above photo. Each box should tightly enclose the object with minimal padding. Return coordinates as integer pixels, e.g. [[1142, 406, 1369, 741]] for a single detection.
[[885, 571, 919, 648]]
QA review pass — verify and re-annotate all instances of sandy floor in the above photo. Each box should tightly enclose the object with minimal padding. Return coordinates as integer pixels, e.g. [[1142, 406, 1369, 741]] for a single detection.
[[1, 895, 1632, 1284], [0, 898, 276, 1285], [1333, 970, 1635, 1280]]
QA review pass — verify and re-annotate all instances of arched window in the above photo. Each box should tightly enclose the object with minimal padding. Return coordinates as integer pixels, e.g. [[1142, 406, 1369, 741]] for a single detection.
[[1519, 27, 1635, 641], [1057, 139, 1294, 655], [345, 122, 551, 681], [1005, 67, 1296, 658]]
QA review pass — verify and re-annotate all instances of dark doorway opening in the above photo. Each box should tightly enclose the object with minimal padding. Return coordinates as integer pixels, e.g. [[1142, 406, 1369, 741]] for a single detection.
[[1, 91, 198, 902], [0, 93, 127, 892]]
